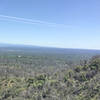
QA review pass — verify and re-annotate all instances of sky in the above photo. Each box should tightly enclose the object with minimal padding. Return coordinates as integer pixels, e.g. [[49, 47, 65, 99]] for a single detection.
[[0, 0, 100, 49]]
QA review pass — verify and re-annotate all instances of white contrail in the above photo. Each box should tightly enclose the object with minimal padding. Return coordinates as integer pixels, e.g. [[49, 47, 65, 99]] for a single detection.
[[0, 14, 70, 27]]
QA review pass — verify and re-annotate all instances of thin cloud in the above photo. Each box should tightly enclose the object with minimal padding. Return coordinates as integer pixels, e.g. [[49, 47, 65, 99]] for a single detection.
[[0, 14, 70, 27]]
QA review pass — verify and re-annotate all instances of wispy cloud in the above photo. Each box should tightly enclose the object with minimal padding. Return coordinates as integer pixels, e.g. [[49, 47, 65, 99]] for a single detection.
[[0, 14, 70, 28]]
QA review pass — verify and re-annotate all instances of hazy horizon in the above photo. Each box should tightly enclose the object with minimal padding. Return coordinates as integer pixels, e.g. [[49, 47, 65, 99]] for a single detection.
[[0, 42, 100, 51]]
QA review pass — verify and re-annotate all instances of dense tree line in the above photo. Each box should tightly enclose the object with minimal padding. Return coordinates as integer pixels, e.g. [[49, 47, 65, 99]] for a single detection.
[[0, 55, 100, 100]]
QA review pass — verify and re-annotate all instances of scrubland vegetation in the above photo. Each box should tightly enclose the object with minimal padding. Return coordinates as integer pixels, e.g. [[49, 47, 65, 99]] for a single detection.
[[0, 47, 100, 100]]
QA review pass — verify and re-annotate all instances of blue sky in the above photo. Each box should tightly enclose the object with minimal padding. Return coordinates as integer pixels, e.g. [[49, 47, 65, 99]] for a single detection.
[[0, 0, 100, 49]]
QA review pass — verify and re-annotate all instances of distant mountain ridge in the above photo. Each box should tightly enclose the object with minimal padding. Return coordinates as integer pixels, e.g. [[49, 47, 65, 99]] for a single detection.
[[0, 43, 100, 50], [0, 43, 100, 55]]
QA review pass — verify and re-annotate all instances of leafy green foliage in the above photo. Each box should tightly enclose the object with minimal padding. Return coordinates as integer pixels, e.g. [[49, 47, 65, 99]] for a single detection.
[[0, 54, 100, 100]]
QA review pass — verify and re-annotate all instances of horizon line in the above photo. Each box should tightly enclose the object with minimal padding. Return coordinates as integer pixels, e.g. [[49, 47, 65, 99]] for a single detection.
[[0, 42, 100, 51]]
